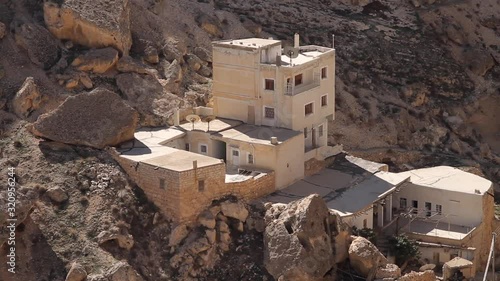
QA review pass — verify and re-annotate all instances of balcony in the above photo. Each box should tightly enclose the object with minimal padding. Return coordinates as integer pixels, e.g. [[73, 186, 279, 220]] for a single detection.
[[285, 72, 321, 96]]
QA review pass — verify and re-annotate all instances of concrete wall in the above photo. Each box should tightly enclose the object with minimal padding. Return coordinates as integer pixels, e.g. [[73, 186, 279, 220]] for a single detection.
[[343, 208, 374, 230], [418, 245, 475, 268], [184, 131, 225, 159], [393, 183, 484, 227]]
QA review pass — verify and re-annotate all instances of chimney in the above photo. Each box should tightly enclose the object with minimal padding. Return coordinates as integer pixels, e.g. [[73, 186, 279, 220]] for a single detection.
[[174, 109, 180, 126], [270, 137, 278, 145], [193, 160, 198, 169], [332, 34, 335, 49], [294, 33, 300, 48]]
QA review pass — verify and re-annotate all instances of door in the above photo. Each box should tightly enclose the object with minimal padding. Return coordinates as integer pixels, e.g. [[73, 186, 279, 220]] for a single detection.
[[425, 202, 431, 217], [232, 149, 240, 166]]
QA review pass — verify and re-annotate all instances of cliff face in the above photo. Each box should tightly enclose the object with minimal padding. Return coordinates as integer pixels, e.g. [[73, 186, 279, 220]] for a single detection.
[[0, 0, 499, 280]]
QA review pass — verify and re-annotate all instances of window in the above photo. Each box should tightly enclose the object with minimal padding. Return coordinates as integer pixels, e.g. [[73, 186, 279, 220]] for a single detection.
[[295, 74, 303, 86], [264, 106, 275, 119], [264, 79, 275, 90], [321, 67, 327, 79], [248, 153, 254, 164], [425, 202, 432, 217], [321, 95, 328, 107], [159, 178, 166, 189], [318, 125, 324, 138], [200, 144, 207, 154], [198, 180, 205, 192], [232, 150, 239, 157], [436, 204, 442, 215], [185, 143, 190, 151], [305, 102, 313, 115], [304, 128, 308, 138], [412, 200, 418, 214], [400, 198, 407, 209]]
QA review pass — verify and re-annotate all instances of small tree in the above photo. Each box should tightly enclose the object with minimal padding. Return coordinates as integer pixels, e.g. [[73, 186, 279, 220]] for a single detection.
[[389, 234, 420, 269], [352, 226, 377, 244]]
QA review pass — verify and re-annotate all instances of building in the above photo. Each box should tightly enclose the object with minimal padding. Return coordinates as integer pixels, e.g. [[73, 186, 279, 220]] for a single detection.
[[111, 35, 340, 223]]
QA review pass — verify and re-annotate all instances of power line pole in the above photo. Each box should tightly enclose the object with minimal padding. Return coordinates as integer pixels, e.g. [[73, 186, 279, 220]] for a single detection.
[[493, 232, 496, 281]]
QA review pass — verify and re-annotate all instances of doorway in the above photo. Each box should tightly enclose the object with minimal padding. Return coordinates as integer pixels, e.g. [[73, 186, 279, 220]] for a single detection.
[[232, 148, 240, 166]]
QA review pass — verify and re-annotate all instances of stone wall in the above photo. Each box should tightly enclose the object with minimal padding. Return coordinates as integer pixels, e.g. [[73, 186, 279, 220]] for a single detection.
[[109, 149, 275, 223]]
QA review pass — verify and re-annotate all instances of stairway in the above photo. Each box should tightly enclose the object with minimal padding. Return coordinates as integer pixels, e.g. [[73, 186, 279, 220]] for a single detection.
[[376, 234, 392, 258]]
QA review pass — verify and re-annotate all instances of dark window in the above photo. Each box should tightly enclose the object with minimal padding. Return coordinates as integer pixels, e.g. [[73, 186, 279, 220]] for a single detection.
[[321, 67, 327, 79], [425, 202, 432, 217], [412, 200, 418, 214], [264, 79, 275, 90], [318, 125, 324, 137], [321, 95, 328, 107], [264, 107, 275, 119], [248, 153, 254, 164], [295, 74, 303, 86], [198, 180, 205, 192], [436, 204, 442, 215], [159, 178, 166, 189], [232, 150, 239, 156], [185, 143, 190, 151], [305, 103, 313, 115], [200, 144, 207, 154], [400, 198, 407, 209]]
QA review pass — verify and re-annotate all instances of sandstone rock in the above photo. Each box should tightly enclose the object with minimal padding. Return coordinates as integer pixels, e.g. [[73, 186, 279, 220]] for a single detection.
[[220, 201, 249, 222], [13, 21, 60, 69], [398, 270, 435, 281], [463, 48, 495, 76], [186, 237, 211, 255], [116, 73, 183, 126], [31, 88, 138, 149], [205, 229, 216, 244], [186, 54, 203, 71], [97, 226, 134, 250], [198, 65, 212, 78], [236, 221, 244, 232], [162, 59, 183, 93], [79, 73, 93, 89], [66, 78, 79, 89], [12, 77, 45, 119], [198, 210, 216, 229], [349, 236, 388, 279], [71, 47, 119, 74], [334, 230, 351, 263], [169, 224, 189, 246], [0, 22, 5, 39], [193, 47, 212, 63], [144, 45, 159, 64], [117, 56, 150, 74], [162, 38, 185, 62], [196, 14, 223, 38], [217, 220, 230, 233], [43, 0, 132, 55], [106, 261, 144, 281], [264, 194, 335, 281], [209, 205, 221, 216], [65, 262, 87, 281], [376, 263, 401, 279], [46, 186, 68, 203]]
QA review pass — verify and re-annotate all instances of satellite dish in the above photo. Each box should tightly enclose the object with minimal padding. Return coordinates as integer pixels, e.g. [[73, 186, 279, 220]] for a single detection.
[[283, 46, 299, 66], [202, 115, 217, 131], [186, 114, 201, 130]]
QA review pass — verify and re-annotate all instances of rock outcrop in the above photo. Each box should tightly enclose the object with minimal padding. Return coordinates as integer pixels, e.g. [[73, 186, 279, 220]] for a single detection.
[[398, 270, 436, 281], [0, 22, 5, 39], [12, 77, 46, 119], [116, 56, 150, 74], [43, 0, 132, 55], [264, 194, 336, 281], [13, 21, 60, 69], [375, 263, 401, 279], [97, 226, 134, 250], [220, 201, 249, 222], [31, 88, 138, 148], [65, 262, 87, 281], [105, 261, 144, 281], [348, 236, 388, 279], [71, 47, 119, 74]]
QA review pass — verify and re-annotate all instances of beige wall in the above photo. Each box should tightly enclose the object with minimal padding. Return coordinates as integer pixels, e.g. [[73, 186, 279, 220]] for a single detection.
[[184, 131, 226, 159], [342, 208, 374, 230], [393, 183, 485, 227]]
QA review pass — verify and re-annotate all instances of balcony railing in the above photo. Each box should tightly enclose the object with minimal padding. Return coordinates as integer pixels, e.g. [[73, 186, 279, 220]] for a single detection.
[[285, 72, 321, 96]]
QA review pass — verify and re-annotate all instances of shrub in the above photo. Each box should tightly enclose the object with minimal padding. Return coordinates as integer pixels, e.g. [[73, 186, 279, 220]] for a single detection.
[[388, 234, 420, 266]]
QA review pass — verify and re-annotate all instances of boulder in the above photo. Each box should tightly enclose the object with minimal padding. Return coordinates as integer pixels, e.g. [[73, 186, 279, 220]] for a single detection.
[[116, 56, 150, 74], [169, 224, 189, 246], [65, 262, 87, 281], [162, 38, 186, 62], [161, 59, 183, 93], [43, 0, 132, 55], [13, 21, 60, 69], [106, 261, 144, 281], [116, 73, 182, 126], [31, 88, 138, 149], [197, 65, 212, 77], [186, 237, 211, 255], [143, 44, 159, 64], [196, 14, 223, 38], [463, 48, 495, 76], [97, 226, 134, 250], [71, 47, 119, 74], [220, 201, 249, 222], [46, 186, 69, 203], [349, 236, 388, 279], [198, 210, 216, 229], [193, 47, 212, 63], [12, 77, 46, 119], [186, 54, 203, 71], [264, 194, 335, 281], [217, 220, 230, 233], [376, 263, 401, 279], [0, 22, 5, 39], [398, 270, 436, 281]]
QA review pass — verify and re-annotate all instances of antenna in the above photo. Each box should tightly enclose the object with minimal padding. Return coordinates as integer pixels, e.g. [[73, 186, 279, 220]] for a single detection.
[[202, 115, 216, 131], [283, 46, 299, 66], [185, 114, 201, 130]]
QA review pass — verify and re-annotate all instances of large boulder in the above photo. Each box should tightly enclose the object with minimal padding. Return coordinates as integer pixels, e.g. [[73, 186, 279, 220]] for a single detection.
[[31, 88, 138, 149], [13, 21, 60, 69], [348, 236, 388, 279], [12, 77, 46, 119], [97, 226, 134, 250], [376, 263, 401, 279], [65, 262, 87, 281], [116, 73, 183, 126], [105, 261, 144, 281], [116, 56, 150, 74], [220, 201, 249, 222], [398, 270, 436, 281], [264, 194, 336, 281], [43, 0, 132, 55], [463, 48, 495, 76], [71, 47, 119, 74]]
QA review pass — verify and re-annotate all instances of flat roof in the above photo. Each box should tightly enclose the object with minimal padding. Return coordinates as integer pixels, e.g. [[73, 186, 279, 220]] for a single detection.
[[399, 217, 475, 240], [177, 118, 242, 133], [214, 38, 281, 49], [397, 166, 492, 195], [211, 124, 301, 146]]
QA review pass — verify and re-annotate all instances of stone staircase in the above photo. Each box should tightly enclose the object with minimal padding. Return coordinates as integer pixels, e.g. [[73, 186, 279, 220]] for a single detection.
[[376, 234, 392, 258]]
